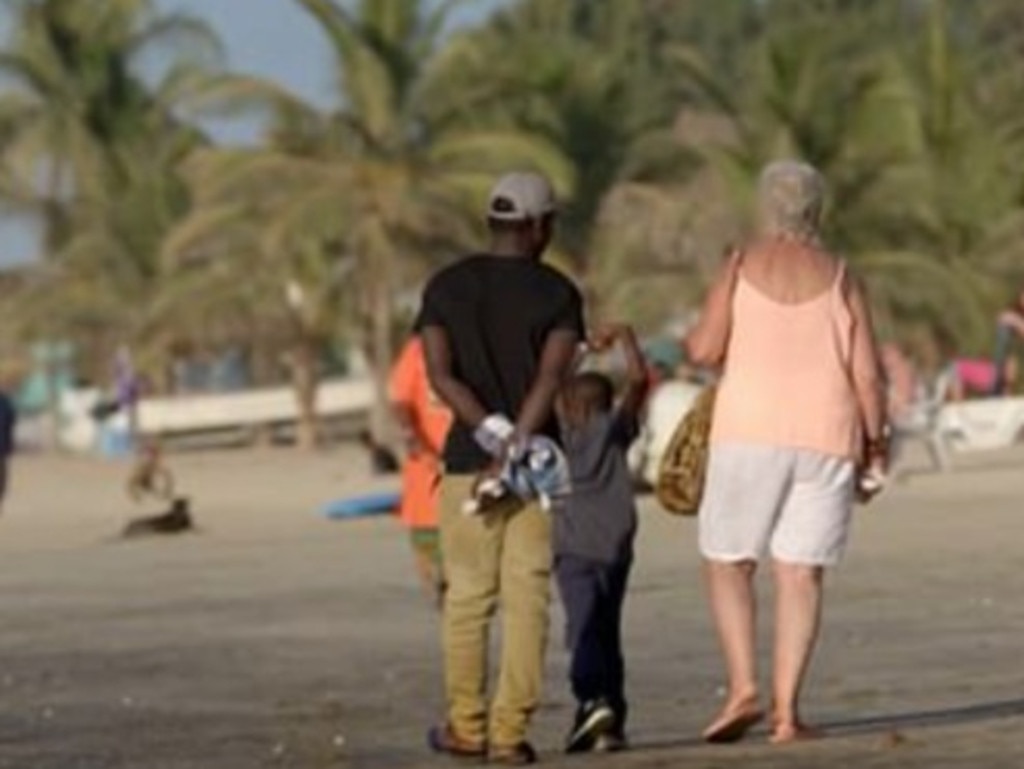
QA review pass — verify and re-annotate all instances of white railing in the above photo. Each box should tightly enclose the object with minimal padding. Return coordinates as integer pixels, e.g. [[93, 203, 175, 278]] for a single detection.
[[57, 378, 374, 452]]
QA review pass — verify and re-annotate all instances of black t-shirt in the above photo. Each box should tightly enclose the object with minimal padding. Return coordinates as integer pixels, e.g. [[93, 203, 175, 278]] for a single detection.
[[416, 254, 585, 473]]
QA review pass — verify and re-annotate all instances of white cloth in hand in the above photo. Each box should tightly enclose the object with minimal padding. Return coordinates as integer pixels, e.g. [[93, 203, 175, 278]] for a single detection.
[[473, 414, 516, 457]]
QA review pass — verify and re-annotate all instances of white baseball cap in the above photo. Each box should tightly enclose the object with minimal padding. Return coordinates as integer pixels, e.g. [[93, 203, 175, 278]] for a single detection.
[[487, 171, 557, 221]]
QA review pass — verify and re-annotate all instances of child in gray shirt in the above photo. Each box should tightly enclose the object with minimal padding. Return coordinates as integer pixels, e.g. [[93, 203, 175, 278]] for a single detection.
[[554, 324, 649, 753]]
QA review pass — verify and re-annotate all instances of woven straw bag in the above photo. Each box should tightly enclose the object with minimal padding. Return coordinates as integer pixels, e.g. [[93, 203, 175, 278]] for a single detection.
[[655, 386, 716, 516]]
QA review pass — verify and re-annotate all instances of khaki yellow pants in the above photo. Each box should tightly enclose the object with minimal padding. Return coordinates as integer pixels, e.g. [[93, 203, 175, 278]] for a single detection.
[[409, 527, 444, 607], [439, 474, 552, 747]]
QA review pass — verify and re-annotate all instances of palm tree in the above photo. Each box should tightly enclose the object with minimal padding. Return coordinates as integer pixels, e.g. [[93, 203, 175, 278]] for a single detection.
[[0, 0, 227, 451], [436, 0, 697, 322], [671, 0, 1019, 354], [0, 0, 224, 380], [846, 0, 1024, 353], [155, 145, 359, 450], [0, 0, 220, 241], [160, 0, 568, 449]]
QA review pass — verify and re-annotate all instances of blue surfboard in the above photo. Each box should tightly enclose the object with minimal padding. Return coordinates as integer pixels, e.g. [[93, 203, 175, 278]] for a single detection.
[[321, 491, 401, 520]]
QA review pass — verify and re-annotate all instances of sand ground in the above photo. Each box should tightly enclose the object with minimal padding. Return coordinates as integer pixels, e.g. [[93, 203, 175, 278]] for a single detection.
[[0, 444, 1022, 768]]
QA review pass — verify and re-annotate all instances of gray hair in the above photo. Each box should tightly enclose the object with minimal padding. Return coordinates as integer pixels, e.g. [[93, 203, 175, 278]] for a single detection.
[[758, 160, 825, 239]]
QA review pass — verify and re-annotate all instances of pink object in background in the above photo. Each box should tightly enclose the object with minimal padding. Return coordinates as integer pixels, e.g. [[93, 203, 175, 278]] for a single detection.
[[953, 358, 998, 395]]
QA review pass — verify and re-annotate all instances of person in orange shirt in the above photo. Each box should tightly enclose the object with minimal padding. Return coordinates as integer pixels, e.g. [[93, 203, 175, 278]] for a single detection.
[[390, 334, 453, 608]]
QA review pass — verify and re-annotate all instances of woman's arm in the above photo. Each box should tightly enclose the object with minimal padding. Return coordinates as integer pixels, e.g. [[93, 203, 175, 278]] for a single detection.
[[847, 276, 888, 458], [998, 310, 1024, 338], [685, 251, 742, 367]]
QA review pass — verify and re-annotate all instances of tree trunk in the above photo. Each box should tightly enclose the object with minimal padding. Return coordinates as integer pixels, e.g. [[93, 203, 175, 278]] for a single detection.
[[369, 272, 395, 447], [572, 256, 601, 328], [43, 358, 62, 453], [582, 274, 602, 328], [43, 150, 66, 452], [291, 338, 320, 451]]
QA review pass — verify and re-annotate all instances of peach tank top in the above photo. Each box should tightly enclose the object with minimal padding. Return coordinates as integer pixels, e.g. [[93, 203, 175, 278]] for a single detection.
[[710, 261, 861, 460]]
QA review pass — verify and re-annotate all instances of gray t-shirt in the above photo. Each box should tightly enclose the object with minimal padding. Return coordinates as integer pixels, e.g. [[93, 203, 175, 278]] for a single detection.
[[553, 411, 638, 564]]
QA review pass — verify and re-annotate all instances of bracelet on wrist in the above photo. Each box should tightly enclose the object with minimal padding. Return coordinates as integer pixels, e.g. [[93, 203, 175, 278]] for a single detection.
[[864, 431, 890, 455]]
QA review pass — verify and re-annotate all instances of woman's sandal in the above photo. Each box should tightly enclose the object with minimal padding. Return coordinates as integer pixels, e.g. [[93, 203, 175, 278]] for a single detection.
[[769, 723, 824, 745], [702, 706, 765, 744]]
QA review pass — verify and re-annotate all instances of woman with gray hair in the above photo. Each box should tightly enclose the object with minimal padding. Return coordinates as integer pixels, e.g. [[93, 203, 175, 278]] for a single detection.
[[686, 160, 888, 744]]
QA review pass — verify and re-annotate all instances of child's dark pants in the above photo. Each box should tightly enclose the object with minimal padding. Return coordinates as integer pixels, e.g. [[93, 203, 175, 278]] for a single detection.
[[555, 553, 632, 730]]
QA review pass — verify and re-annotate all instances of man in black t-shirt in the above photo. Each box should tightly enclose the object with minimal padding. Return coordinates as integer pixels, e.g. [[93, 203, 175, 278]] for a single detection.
[[418, 171, 584, 764]]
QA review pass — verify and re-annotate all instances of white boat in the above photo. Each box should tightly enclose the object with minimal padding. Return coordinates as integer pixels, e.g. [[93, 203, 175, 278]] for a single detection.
[[939, 397, 1024, 452], [57, 378, 375, 453]]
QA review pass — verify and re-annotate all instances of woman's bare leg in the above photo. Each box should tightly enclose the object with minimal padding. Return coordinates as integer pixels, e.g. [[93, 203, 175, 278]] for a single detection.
[[702, 559, 763, 742], [770, 560, 824, 743]]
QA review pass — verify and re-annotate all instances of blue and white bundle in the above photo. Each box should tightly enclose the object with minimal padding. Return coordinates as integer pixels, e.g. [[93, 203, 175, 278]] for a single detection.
[[463, 435, 571, 515]]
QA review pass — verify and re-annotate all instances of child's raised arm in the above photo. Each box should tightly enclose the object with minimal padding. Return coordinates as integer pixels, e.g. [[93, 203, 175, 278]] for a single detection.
[[591, 324, 650, 418]]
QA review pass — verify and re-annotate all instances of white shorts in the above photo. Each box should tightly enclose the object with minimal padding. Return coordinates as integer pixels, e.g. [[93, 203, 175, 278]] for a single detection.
[[699, 443, 855, 566]]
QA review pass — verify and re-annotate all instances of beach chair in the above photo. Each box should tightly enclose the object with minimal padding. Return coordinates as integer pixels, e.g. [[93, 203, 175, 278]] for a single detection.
[[891, 370, 957, 476], [938, 395, 1024, 451]]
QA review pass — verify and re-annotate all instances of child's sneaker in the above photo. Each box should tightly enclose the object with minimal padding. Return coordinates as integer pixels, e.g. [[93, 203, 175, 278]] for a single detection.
[[565, 699, 615, 753], [593, 731, 629, 752]]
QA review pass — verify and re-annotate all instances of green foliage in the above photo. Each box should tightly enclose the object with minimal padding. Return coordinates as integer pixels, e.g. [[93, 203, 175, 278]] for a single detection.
[[0, 0, 224, 380], [434, 0, 700, 313], [669, 0, 1024, 354], [2, 0, 1023, 411]]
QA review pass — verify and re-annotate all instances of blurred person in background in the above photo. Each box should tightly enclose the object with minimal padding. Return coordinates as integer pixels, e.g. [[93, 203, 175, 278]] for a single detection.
[[0, 388, 15, 512], [389, 334, 453, 608]]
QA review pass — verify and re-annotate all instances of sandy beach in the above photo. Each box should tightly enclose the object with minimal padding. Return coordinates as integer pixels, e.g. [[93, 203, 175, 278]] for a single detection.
[[0, 444, 1022, 768]]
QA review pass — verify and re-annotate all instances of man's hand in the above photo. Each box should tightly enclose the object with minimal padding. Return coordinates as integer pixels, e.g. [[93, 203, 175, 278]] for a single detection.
[[473, 413, 516, 457], [462, 458, 511, 516]]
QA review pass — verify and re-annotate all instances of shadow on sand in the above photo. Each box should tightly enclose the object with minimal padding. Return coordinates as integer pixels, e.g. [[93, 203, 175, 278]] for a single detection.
[[823, 696, 1024, 736], [637, 697, 1024, 752], [355, 699, 1024, 767]]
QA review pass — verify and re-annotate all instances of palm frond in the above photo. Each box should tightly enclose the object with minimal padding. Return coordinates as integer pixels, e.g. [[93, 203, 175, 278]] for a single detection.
[[127, 12, 225, 68], [429, 130, 576, 197]]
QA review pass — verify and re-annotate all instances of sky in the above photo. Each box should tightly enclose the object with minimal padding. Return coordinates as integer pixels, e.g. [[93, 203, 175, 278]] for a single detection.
[[162, 0, 340, 97], [156, 0, 506, 143], [156, 0, 508, 96], [0, 0, 508, 265], [155, 0, 509, 143]]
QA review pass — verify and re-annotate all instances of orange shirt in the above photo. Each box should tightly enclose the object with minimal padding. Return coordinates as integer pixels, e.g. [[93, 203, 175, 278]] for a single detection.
[[389, 337, 452, 528]]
